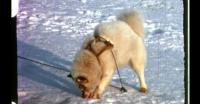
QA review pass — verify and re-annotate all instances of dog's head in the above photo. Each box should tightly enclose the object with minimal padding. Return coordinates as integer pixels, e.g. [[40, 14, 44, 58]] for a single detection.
[[68, 50, 102, 98]]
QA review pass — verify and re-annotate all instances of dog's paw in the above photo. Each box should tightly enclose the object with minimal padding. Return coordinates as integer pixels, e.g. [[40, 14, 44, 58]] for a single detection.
[[92, 92, 101, 99], [81, 91, 101, 99], [139, 87, 148, 93]]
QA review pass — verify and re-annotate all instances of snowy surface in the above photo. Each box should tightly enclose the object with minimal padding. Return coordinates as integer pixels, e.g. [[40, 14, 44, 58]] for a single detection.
[[17, 0, 184, 104]]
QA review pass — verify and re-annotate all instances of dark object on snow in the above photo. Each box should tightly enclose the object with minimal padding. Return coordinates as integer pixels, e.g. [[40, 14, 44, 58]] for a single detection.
[[120, 87, 127, 93]]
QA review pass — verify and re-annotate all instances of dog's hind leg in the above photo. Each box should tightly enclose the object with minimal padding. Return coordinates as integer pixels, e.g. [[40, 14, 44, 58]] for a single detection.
[[129, 57, 148, 93]]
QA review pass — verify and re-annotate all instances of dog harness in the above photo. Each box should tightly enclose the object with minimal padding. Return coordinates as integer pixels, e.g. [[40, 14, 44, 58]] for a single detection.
[[85, 35, 127, 93]]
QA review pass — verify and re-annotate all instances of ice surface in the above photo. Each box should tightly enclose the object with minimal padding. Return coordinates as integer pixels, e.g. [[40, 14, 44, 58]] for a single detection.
[[17, 0, 184, 103]]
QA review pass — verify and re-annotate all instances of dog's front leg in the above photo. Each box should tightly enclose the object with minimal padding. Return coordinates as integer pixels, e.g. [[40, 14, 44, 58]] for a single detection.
[[92, 66, 115, 99]]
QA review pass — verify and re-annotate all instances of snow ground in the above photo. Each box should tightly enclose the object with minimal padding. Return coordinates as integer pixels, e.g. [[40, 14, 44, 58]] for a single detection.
[[17, 0, 184, 104]]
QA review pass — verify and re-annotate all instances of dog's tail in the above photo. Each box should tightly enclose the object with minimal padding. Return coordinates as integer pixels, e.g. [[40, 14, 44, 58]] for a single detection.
[[117, 9, 144, 38]]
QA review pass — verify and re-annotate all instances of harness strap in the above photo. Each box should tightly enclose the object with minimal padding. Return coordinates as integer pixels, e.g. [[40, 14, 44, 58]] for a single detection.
[[111, 50, 127, 92], [85, 35, 127, 93], [85, 35, 113, 56]]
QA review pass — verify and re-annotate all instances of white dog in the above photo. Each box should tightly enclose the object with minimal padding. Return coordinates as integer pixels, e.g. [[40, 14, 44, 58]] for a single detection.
[[69, 9, 148, 99]]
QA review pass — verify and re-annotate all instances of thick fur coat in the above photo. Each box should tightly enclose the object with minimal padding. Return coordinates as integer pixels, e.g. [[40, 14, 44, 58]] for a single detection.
[[69, 9, 148, 99]]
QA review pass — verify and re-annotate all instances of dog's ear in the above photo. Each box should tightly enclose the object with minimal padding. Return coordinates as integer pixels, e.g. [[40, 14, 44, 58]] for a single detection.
[[67, 73, 72, 78], [76, 76, 88, 84]]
